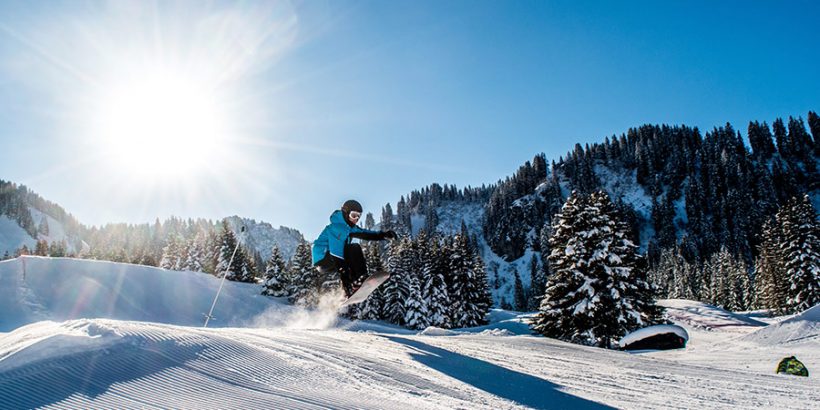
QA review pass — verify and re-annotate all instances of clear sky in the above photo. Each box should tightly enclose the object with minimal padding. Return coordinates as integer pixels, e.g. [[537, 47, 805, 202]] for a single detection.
[[1, 0, 819, 240]]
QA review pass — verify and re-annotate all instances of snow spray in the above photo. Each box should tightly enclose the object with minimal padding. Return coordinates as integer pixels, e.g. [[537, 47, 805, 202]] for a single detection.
[[248, 289, 346, 330]]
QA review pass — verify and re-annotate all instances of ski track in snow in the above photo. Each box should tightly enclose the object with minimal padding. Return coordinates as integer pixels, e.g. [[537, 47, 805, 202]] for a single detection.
[[0, 258, 818, 409]]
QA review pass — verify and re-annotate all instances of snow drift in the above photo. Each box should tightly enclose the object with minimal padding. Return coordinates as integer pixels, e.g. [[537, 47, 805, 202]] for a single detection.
[[741, 304, 820, 346]]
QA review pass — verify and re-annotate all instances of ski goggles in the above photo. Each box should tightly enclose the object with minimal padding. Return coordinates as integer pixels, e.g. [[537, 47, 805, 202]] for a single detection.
[[349, 211, 362, 219]]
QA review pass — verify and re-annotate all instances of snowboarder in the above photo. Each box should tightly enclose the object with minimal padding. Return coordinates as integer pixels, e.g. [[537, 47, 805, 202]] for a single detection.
[[312, 200, 396, 297]]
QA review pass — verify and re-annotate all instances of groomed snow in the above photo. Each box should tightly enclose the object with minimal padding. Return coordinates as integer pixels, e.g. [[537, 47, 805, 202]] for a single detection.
[[0, 258, 818, 409]]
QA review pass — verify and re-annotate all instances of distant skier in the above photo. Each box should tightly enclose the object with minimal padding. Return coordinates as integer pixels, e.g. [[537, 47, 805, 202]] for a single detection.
[[312, 200, 396, 297]]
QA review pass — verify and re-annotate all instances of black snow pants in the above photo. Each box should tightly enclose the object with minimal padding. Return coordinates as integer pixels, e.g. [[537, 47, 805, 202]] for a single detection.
[[316, 242, 368, 297]]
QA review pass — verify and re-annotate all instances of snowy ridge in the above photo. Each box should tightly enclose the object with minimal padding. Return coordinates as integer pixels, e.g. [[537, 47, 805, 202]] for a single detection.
[[225, 215, 305, 261]]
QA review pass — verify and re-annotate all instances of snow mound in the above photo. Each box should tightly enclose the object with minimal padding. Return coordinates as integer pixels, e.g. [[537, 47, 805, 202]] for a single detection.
[[478, 328, 514, 337], [619, 324, 689, 349], [0, 256, 287, 331], [740, 304, 820, 347], [0, 320, 124, 373], [419, 326, 462, 336]]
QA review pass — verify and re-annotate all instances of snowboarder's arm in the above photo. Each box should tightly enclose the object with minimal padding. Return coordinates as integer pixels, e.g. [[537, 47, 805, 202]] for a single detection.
[[349, 228, 396, 241]]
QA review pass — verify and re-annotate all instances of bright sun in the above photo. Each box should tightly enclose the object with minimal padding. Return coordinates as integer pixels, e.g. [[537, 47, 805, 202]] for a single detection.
[[95, 69, 229, 180]]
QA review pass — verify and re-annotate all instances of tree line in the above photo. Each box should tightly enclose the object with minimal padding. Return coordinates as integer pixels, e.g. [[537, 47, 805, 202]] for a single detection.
[[261, 228, 493, 330]]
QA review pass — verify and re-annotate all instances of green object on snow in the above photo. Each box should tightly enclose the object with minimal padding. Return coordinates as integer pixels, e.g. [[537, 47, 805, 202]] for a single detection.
[[776, 356, 809, 377]]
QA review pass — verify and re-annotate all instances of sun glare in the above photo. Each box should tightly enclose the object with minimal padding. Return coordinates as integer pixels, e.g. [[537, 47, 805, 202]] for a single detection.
[[95, 69, 229, 180]]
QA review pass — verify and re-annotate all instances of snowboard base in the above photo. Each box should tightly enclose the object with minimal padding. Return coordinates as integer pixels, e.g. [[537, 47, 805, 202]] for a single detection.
[[340, 271, 390, 307]]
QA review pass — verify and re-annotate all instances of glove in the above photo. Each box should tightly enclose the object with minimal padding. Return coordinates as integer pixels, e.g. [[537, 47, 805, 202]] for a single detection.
[[381, 230, 397, 240]]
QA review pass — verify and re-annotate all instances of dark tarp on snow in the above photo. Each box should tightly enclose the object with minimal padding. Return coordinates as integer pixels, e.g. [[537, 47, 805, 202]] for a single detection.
[[776, 356, 809, 377], [619, 324, 688, 351]]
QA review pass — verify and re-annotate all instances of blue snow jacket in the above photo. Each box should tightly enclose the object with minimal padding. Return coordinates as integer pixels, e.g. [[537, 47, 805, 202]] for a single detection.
[[312, 210, 381, 265]]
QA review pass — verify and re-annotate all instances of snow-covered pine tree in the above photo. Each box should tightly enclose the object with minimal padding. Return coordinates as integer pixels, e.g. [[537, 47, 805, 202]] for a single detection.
[[287, 242, 320, 306], [357, 243, 386, 320], [531, 191, 596, 342], [780, 195, 820, 313], [531, 191, 661, 348], [648, 248, 674, 298], [446, 233, 471, 328], [726, 257, 751, 311], [262, 245, 289, 297], [704, 248, 731, 308], [704, 247, 749, 310], [395, 196, 412, 237], [383, 238, 412, 325], [753, 218, 788, 311], [421, 237, 451, 328], [458, 236, 492, 327], [402, 234, 429, 329], [215, 222, 255, 282], [182, 231, 207, 272], [160, 234, 184, 270]]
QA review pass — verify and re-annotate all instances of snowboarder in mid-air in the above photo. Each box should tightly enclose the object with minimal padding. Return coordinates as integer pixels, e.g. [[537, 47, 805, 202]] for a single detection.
[[312, 200, 396, 298]]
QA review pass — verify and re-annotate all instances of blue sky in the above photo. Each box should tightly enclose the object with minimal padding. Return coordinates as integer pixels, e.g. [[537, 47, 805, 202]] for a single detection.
[[1, 0, 819, 240]]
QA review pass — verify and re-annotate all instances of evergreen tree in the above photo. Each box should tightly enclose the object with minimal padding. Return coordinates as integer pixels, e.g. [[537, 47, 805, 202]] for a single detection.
[[780, 195, 820, 313], [160, 234, 184, 270], [262, 246, 289, 297], [754, 218, 788, 312], [528, 254, 547, 311], [447, 233, 483, 327], [382, 238, 412, 325], [38, 216, 49, 237], [704, 248, 750, 310], [513, 270, 527, 311], [34, 239, 48, 256], [421, 238, 451, 328], [807, 111, 820, 156], [364, 212, 376, 231], [532, 191, 661, 348], [288, 242, 321, 306], [354, 244, 383, 319], [215, 222, 254, 282]]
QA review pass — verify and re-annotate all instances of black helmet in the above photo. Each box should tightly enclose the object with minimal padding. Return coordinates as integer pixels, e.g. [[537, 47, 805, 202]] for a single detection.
[[342, 200, 362, 214], [341, 200, 363, 226]]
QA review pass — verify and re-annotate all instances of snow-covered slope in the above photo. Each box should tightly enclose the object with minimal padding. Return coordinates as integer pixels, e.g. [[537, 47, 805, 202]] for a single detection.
[[0, 256, 276, 331], [1, 258, 819, 408], [740, 304, 820, 346], [0, 216, 35, 257]]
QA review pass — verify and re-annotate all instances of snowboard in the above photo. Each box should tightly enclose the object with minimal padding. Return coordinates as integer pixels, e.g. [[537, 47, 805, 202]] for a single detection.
[[340, 271, 391, 307]]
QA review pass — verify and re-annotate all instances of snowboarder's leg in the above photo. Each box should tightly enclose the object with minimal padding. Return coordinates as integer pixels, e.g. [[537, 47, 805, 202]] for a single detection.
[[339, 264, 355, 297], [343, 243, 368, 294]]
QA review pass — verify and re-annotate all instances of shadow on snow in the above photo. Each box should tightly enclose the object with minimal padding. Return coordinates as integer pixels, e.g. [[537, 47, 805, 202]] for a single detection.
[[384, 336, 615, 410]]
